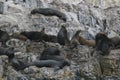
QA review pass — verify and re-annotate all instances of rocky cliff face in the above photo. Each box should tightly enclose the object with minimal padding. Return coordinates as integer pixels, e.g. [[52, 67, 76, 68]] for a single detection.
[[0, 0, 120, 80]]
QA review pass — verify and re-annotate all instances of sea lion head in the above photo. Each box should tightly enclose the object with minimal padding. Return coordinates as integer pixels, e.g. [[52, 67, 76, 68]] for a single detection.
[[30, 9, 38, 14], [95, 32, 110, 56]]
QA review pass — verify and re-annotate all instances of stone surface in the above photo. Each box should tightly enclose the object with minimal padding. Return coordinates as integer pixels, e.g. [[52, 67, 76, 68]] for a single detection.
[[0, 0, 120, 80], [0, 1, 4, 14]]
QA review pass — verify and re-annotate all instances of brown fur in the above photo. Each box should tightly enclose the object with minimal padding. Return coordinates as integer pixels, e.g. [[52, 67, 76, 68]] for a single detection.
[[70, 30, 81, 48], [71, 30, 95, 47], [78, 36, 95, 47], [11, 33, 28, 41]]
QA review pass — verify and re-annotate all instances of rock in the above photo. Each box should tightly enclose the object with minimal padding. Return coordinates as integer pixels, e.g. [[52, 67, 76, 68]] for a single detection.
[[84, 0, 120, 9], [0, 1, 4, 14], [61, 0, 82, 5], [0, 0, 120, 79], [99, 49, 120, 76], [0, 56, 5, 78]]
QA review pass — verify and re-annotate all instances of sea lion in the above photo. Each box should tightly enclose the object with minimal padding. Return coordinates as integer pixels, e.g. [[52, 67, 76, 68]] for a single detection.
[[40, 47, 69, 66], [0, 47, 27, 71], [7, 47, 30, 71], [0, 30, 10, 47], [20, 28, 57, 43], [10, 33, 28, 41], [57, 24, 70, 45], [20, 28, 45, 42], [71, 30, 95, 47], [33, 60, 70, 71], [31, 8, 67, 22], [10, 47, 70, 71], [95, 32, 111, 55], [8, 57, 29, 71], [15, 60, 70, 71], [70, 30, 81, 48], [20, 31, 42, 42]]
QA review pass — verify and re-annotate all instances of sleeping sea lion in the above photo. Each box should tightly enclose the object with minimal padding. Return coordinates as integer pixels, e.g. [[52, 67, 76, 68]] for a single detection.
[[31, 8, 67, 22]]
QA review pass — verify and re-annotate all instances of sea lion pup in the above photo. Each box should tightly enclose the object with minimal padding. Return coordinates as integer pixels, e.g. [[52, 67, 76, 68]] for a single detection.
[[10, 33, 28, 41], [95, 32, 111, 56], [0, 30, 10, 47], [16, 60, 70, 71], [20, 28, 45, 42], [57, 24, 70, 45], [30, 8, 67, 22]]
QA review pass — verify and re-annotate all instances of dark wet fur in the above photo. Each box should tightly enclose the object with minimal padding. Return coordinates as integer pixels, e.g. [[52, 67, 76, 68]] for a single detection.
[[10, 33, 28, 41], [34, 60, 69, 68], [31, 8, 66, 22], [57, 26, 70, 45], [42, 34, 57, 43], [95, 33, 110, 56], [20, 31, 57, 42], [10, 59, 70, 71], [20, 31, 43, 42], [8, 57, 29, 71], [7, 47, 70, 71], [31, 60, 70, 71]]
